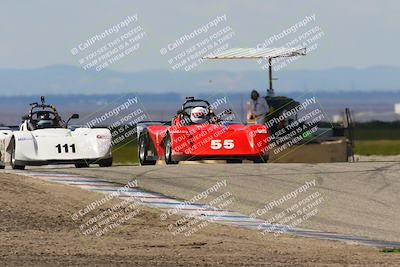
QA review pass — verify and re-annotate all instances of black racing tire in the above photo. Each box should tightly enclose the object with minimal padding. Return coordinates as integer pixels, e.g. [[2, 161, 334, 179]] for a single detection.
[[164, 133, 178, 165], [75, 162, 90, 168], [226, 159, 243, 164], [10, 140, 25, 170], [99, 158, 113, 167], [252, 154, 269, 164], [0, 165, 5, 169], [138, 132, 157, 166]]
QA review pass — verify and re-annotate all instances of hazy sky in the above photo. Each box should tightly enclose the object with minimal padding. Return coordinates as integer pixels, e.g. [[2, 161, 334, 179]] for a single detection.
[[0, 0, 398, 71]]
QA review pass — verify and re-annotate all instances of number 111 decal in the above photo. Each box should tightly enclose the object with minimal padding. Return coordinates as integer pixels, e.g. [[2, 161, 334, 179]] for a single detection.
[[56, 144, 76, 153]]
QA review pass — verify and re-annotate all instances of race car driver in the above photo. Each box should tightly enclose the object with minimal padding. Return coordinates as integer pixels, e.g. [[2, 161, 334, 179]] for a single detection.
[[51, 105, 67, 128]]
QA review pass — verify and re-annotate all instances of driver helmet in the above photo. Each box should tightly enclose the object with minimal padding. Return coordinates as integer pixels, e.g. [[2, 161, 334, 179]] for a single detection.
[[39, 113, 50, 120], [190, 107, 208, 124]]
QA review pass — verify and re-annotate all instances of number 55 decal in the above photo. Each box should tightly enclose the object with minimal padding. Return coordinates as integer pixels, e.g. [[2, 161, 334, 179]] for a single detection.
[[211, 139, 234, 150]]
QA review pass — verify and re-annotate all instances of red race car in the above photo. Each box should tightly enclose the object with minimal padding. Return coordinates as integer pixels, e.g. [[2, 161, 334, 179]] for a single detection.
[[137, 97, 269, 165]]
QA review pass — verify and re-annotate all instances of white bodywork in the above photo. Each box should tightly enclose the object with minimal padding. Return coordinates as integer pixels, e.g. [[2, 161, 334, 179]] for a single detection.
[[0, 122, 112, 167], [0, 128, 13, 168]]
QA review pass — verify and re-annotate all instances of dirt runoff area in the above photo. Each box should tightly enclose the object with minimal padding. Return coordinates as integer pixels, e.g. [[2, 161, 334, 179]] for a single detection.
[[0, 172, 399, 267]]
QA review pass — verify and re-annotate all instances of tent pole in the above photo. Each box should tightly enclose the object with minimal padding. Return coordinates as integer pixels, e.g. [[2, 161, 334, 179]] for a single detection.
[[268, 58, 273, 96]]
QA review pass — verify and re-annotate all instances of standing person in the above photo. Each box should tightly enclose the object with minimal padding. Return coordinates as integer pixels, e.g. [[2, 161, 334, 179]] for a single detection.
[[247, 89, 269, 125]]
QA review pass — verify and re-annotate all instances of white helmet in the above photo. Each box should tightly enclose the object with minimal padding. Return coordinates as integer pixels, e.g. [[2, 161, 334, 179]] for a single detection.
[[190, 107, 208, 124]]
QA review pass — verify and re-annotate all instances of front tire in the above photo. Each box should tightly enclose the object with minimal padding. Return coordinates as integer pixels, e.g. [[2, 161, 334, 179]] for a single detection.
[[75, 162, 90, 168], [164, 133, 178, 165], [10, 140, 25, 170], [227, 159, 243, 164], [138, 133, 157, 166]]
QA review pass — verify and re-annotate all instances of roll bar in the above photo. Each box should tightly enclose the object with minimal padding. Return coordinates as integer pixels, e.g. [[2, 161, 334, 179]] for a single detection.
[[182, 97, 210, 110]]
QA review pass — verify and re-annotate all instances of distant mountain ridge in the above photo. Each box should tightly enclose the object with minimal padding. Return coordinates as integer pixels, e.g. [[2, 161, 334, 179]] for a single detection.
[[0, 65, 399, 96], [0, 91, 399, 125]]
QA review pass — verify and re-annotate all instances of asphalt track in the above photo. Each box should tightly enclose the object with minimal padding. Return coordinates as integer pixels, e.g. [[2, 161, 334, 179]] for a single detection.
[[10, 161, 400, 246]]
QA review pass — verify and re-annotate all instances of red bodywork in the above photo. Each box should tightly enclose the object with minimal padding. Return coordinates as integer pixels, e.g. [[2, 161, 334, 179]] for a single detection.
[[145, 114, 269, 162]]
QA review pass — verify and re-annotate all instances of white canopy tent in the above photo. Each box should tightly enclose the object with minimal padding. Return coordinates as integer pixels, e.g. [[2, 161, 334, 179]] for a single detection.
[[203, 47, 306, 96]]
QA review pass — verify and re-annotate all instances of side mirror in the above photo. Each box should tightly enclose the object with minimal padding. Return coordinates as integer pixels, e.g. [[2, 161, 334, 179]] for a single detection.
[[70, 114, 79, 119], [22, 115, 30, 120], [66, 114, 79, 126]]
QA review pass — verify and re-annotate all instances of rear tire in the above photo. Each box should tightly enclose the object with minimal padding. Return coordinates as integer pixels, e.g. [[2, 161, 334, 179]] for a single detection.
[[10, 140, 25, 170], [164, 133, 178, 165], [0, 165, 5, 169], [252, 154, 269, 163], [99, 158, 113, 167], [138, 133, 157, 166]]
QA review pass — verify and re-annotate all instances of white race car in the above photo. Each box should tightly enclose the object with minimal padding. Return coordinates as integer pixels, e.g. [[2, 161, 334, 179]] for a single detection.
[[0, 126, 13, 169], [0, 97, 112, 170]]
